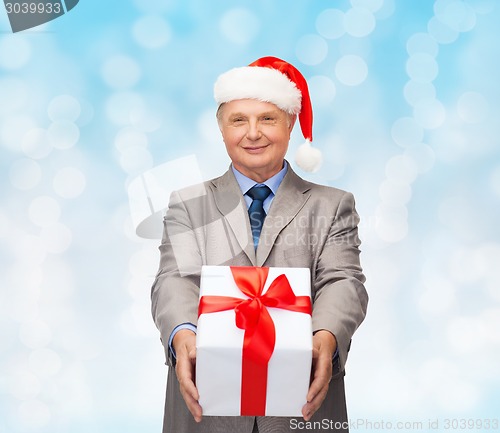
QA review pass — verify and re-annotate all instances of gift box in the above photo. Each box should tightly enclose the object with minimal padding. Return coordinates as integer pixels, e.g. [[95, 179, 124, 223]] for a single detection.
[[196, 265, 313, 416]]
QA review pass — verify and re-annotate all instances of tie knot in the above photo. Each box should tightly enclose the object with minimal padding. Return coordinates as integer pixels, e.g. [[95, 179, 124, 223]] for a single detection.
[[247, 185, 272, 202]]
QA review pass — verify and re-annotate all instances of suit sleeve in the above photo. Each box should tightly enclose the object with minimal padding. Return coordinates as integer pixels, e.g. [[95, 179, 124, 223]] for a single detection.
[[312, 191, 368, 370], [151, 190, 202, 366]]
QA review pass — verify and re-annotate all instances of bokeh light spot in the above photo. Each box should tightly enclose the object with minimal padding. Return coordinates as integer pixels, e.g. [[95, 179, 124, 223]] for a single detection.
[[344, 7, 376, 37], [413, 98, 446, 129], [436, 0, 477, 32], [375, 0, 395, 19], [21, 128, 53, 159], [403, 80, 436, 107], [335, 55, 368, 86], [316, 9, 345, 39], [220, 8, 260, 44], [48, 121, 80, 150], [427, 16, 459, 44], [48, 95, 81, 123], [296, 34, 328, 66], [407, 32, 439, 57], [53, 167, 86, 199], [391, 117, 424, 148], [385, 154, 419, 184], [406, 53, 439, 82]]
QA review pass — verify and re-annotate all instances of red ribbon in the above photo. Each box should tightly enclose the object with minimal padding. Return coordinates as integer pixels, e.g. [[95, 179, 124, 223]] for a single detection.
[[198, 266, 312, 415]]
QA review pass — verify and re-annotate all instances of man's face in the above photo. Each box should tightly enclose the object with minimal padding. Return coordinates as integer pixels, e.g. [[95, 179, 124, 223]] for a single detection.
[[218, 99, 295, 182]]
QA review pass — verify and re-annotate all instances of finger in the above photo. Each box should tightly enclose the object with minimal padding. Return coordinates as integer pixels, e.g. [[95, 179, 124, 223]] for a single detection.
[[302, 382, 329, 421], [178, 373, 200, 401], [177, 366, 202, 421], [176, 356, 200, 398], [305, 362, 332, 417], [180, 386, 203, 422], [306, 369, 329, 403], [176, 351, 202, 421], [306, 358, 331, 402]]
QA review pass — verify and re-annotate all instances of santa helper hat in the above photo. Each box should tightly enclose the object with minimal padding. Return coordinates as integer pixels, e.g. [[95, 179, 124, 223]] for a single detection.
[[214, 56, 323, 172]]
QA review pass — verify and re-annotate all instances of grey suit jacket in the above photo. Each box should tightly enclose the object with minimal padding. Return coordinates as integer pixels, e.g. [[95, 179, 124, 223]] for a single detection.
[[151, 165, 368, 433]]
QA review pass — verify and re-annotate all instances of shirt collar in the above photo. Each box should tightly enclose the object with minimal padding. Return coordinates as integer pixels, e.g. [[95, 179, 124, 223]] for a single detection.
[[231, 160, 288, 196]]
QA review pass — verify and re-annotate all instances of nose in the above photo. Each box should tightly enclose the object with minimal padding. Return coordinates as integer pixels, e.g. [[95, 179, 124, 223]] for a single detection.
[[246, 119, 261, 141]]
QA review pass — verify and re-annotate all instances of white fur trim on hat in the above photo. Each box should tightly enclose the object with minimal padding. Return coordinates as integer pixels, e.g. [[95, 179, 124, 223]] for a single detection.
[[214, 66, 302, 114]]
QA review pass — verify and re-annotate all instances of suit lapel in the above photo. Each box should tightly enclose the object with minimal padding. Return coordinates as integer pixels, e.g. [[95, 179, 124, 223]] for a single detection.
[[211, 169, 256, 265], [256, 167, 311, 266]]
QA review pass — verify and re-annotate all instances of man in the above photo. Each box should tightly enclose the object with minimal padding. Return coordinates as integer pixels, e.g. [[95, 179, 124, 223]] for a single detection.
[[151, 56, 368, 433]]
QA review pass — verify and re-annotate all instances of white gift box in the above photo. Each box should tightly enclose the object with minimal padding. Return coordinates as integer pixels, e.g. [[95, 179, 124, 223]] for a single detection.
[[196, 265, 313, 417]]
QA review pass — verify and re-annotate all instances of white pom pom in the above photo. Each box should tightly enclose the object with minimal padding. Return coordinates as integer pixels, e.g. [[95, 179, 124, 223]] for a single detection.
[[294, 140, 323, 172]]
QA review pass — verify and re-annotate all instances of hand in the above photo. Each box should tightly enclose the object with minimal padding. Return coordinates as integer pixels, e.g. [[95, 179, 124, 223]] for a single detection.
[[172, 329, 202, 422], [302, 330, 337, 421]]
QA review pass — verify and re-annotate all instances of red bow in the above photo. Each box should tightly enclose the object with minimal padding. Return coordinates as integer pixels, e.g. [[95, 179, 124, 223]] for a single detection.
[[198, 266, 312, 415]]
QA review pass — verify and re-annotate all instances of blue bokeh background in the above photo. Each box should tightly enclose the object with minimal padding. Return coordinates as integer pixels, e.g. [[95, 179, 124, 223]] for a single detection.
[[1, 1, 499, 432]]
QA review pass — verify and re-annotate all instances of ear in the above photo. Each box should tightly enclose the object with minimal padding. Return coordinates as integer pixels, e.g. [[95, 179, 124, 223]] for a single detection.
[[219, 124, 228, 145], [288, 114, 297, 133]]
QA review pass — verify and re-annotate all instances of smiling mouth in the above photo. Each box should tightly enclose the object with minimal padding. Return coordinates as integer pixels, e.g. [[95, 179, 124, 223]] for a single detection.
[[243, 144, 269, 152]]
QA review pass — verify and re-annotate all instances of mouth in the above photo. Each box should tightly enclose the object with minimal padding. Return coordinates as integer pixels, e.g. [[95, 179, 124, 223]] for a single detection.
[[242, 144, 270, 153]]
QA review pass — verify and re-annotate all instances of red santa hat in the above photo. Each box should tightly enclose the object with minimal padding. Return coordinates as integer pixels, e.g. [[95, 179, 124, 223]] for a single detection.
[[214, 56, 323, 172]]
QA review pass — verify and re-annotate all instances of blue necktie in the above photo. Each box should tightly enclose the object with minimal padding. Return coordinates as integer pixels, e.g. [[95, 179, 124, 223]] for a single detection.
[[247, 185, 272, 247]]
